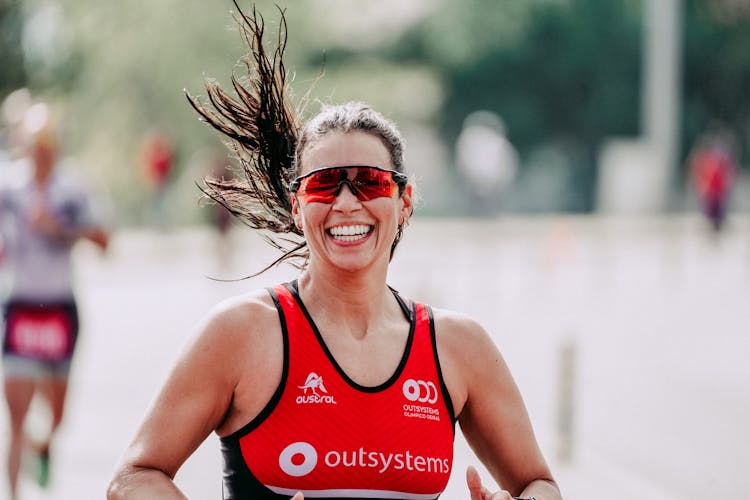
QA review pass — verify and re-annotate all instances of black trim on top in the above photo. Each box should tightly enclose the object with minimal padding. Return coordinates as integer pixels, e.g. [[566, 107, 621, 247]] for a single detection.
[[387, 285, 412, 321], [427, 305, 457, 427], [220, 437, 291, 499], [285, 280, 416, 393], [220, 286, 290, 442]]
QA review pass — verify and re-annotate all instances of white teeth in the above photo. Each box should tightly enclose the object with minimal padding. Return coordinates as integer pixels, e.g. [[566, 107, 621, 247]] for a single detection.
[[329, 224, 371, 241]]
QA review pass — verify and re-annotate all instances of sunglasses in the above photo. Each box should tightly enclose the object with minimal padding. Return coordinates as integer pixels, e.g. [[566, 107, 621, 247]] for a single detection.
[[290, 166, 408, 204]]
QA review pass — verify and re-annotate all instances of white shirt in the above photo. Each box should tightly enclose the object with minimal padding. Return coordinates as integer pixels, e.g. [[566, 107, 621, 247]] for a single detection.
[[0, 157, 97, 302]]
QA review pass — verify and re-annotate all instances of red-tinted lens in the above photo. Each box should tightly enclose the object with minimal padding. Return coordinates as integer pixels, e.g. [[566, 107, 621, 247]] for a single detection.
[[297, 168, 346, 203], [350, 168, 398, 201]]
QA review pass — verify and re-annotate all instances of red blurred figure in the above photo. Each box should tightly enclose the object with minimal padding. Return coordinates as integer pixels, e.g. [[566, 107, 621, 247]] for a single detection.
[[138, 130, 175, 225], [688, 128, 737, 233], [139, 130, 174, 191]]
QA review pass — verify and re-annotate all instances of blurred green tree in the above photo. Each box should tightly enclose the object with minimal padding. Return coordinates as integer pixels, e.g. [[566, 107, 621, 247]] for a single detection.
[[5, 0, 748, 220], [385, 0, 750, 211], [0, 1, 26, 103], [683, 0, 750, 165], [387, 0, 642, 211]]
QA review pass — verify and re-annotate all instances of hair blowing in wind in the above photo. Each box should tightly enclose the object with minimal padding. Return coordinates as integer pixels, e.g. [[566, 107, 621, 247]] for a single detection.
[[185, 3, 310, 275]]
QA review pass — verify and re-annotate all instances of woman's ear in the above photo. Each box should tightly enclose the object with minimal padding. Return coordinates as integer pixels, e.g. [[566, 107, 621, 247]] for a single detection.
[[399, 184, 414, 225], [291, 195, 303, 229]]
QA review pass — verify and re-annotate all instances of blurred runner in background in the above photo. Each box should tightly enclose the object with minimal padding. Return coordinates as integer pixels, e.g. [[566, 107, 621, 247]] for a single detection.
[[0, 92, 110, 499], [688, 125, 737, 234], [206, 150, 235, 269], [138, 128, 175, 227]]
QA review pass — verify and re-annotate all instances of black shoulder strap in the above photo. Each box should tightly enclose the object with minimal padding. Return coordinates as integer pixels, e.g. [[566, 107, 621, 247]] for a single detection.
[[388, 285, 412, 321]]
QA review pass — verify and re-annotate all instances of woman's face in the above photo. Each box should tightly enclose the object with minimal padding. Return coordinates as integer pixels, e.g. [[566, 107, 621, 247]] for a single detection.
[[292, 130, 412, 273]]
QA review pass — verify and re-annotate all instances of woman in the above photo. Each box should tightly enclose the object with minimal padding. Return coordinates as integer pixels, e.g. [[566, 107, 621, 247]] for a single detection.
[[107, 5, 561, 500], [1, 98, 110, 498]]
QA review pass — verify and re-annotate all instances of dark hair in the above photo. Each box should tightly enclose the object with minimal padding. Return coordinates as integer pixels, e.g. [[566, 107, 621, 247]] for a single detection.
[[294, 101, 405, 175], [186, 3, 408, 277]]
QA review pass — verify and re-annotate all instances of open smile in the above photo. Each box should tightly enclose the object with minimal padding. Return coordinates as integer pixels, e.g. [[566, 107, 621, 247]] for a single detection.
[[327, 224, 374, 242]]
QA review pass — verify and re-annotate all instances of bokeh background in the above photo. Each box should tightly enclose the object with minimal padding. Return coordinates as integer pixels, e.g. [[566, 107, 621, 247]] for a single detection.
[[3, 0, 749, 221], [1, 0, 749, 499]]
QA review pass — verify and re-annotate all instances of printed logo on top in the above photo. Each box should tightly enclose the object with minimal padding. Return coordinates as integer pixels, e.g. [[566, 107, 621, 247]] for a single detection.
[[296, 372, 337, 405], [402, 379, 440, 422], [278, 441, 450, 477]]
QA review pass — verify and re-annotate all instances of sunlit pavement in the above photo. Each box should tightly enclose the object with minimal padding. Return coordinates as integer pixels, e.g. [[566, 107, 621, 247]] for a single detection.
[[2, 215, 748, 499]]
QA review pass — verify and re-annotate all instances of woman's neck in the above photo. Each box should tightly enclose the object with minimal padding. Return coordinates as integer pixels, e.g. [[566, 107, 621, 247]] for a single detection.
[[297, 265, 396, 335]]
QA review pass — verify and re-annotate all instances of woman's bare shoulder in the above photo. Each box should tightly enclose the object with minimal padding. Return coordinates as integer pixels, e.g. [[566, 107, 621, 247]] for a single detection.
[[430, 306, 493, 347], [425, 306, 501, 415], [194, 288, 280, 346], [429, 306, 505, 375], [187, 288, 286, 435]]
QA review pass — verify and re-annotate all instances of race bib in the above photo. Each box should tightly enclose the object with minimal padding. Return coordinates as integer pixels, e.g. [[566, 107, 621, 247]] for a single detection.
[[6, 308, 73, 361]]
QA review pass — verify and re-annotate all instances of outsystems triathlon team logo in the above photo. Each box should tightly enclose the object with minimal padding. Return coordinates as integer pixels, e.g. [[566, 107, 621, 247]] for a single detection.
[[296, 372, 337, 404], [279, 442, 318, 477], [402, 379, 440, 421], [278, 441, 450, 477], [402, 379, 438, 404]]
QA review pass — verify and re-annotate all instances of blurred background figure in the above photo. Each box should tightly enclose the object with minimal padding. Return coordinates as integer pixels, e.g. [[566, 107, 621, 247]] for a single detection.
[[138, 129, 175, 227], [455, 110, 518, 215], [687, 125, 737, 235], [206, 150, 235, 270], [0, 92, 110, 499]]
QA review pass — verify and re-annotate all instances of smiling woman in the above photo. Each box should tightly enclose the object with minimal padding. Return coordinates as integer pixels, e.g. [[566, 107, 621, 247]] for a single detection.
[[106, 4, 562, 500]]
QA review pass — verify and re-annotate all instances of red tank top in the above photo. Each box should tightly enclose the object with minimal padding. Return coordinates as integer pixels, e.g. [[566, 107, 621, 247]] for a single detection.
[[220, 281, 455, 499]]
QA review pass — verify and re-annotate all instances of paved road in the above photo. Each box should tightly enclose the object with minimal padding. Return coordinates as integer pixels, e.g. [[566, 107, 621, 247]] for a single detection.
[[2, 215, 748, 499]]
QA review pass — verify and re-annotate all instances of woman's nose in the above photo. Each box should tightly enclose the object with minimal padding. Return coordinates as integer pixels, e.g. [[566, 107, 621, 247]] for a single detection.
[[332, 181, 361, 210]]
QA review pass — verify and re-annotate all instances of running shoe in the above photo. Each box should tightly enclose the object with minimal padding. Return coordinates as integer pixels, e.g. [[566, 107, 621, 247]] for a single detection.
[[37, 449, 50, 488]]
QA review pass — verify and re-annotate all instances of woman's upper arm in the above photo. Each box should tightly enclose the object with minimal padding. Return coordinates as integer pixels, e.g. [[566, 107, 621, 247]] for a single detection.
[[437, 312, 554, 494], [117, 295, 268, 478]]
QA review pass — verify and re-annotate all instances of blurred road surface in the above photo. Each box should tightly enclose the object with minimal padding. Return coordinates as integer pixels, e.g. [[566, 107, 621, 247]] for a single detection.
[[1, 215, 748, 499]]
